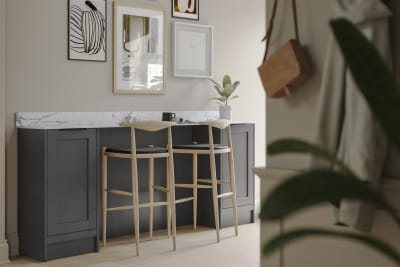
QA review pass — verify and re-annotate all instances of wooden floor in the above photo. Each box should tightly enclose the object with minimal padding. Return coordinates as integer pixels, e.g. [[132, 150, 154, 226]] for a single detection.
[[2, 223, 259, 267]]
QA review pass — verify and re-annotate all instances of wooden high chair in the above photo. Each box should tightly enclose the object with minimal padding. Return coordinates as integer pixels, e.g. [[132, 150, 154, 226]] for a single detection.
[[173, 120, 238, 242], [101, 121, 177, 255]]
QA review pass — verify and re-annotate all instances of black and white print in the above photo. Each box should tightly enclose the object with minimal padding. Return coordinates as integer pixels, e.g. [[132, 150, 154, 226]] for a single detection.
[[68, 0, 107, 61]]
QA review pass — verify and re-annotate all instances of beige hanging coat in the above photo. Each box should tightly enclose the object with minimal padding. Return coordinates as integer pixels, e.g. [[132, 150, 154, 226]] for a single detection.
[[309, 0, 392, 232]]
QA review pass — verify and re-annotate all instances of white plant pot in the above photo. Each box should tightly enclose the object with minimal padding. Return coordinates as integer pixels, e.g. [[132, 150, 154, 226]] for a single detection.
[[219, 105, 232, 120]]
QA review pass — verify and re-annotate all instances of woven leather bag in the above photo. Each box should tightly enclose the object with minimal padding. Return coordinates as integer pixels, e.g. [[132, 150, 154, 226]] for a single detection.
[[258, 0, 312, 98]]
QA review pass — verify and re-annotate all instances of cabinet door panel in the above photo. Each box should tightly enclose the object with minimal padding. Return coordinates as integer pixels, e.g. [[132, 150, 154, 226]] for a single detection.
[[221, 124, 255, 208], [47, 130, 97, 236]]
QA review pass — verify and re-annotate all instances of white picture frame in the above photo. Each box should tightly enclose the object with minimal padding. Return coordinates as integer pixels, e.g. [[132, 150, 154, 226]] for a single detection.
[[173, 22, 213, 78], [113, 0, 165, 94]]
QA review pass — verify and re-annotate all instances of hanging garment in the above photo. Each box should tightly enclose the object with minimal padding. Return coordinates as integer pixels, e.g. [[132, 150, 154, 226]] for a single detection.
[[309, 0, 392, 232]]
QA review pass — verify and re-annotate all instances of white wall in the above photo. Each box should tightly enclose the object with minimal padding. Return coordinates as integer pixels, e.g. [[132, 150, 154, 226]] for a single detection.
[[0, 0, 9, 263], [4, 0, 266, 256]]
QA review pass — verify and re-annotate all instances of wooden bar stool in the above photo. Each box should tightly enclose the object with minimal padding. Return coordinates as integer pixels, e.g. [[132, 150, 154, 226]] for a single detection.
[[173, 120, 238, 242], [101, 121, 177, 256]]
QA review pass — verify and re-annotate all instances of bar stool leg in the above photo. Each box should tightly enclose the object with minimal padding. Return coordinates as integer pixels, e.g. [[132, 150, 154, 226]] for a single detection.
[[101, 147, 108, 247], [209, 155, 220, 242], [131, 154, 140, 256], [227, 126, 238, 236], [166, 159, 171, 237], [208, 126, 220, 242], [168, 155, 177, 250], [228, 150, 239, 236], [167, 127, 177, 251], [148, 158, 154, 240], [192, 153, 198, 230]]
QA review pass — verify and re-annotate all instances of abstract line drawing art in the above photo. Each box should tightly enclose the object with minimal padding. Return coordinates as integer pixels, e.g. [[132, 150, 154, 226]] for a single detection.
[[68, 0, 107, 61]]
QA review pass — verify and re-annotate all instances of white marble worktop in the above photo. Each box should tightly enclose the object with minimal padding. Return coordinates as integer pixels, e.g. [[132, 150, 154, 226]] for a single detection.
[[15, 111, 237, 129]]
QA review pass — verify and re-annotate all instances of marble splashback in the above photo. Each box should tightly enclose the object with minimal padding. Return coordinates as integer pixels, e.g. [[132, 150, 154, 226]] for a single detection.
[[16, 111, 219, 129]]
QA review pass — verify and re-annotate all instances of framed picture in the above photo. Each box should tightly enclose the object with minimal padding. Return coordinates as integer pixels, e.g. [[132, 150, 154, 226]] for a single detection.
[[68, 0, 107, 61], [113, 1, 165, 94], [172, 0, 199, 20], [173, 22, 212, 78]]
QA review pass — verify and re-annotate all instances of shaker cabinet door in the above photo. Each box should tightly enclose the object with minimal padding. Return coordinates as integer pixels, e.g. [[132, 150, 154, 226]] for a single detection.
[[221, 124, 255, 209], [47, 129, 97, 236]]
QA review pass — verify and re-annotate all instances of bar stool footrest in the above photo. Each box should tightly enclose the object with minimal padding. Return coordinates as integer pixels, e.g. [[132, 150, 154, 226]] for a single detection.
[[197, 179, 232, 185], [175, 197, 195, 204], [217, 192, 234, 199], [139, 201, 168, 208], [153, 185, 169, 192], [175, 183, 212, 189], [107, 189, 133, 196], [107, 205, 133, 211]]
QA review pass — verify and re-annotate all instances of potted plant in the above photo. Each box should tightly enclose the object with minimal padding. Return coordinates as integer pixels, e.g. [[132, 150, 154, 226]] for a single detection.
[[209, 75, 240, 120]]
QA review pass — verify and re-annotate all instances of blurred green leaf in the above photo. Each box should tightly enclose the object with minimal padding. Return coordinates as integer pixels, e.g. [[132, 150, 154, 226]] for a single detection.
[[263, 228, 400, 265], [259, 18, 400, 266], [331, 19, 400, 151], [232, 81, 240, 90], [213, 86, 224, 96], [223, 85, 234, 97], [267, 138, 355, 176], [259, 169, 400, 225], [209, 78, 224, 94], [223, 75, 232, 88]]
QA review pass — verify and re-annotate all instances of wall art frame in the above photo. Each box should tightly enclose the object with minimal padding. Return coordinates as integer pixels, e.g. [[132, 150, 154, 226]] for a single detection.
[[68, 0, 107, 62], [173, 22, 212, 78], [172, 0, 199, 20], [113, 0, 165, 94]]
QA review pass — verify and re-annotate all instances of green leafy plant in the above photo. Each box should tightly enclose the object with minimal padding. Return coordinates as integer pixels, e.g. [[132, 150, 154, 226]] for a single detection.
[[209, 75, 240, 106], [260, 18, 400, 265]]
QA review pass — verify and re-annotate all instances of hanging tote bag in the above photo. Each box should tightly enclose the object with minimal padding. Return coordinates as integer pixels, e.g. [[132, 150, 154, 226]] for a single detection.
[[258, 0, 312, 98]]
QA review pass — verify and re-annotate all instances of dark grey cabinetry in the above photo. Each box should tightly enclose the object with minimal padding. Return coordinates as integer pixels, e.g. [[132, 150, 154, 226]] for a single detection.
[[18, 123, 254, 261], [18, 129, 98, 261]]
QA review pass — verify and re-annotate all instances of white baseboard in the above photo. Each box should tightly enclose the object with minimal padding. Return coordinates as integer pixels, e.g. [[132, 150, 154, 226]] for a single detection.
[[0, 239, 9, 264]]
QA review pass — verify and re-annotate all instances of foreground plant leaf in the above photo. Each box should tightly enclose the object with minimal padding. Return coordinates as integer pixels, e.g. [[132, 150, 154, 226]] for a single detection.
[[331, 19, 400, 151], [267, 138, 354, 175], [259, 169, 400, 225], [263, 228, 400, 265]]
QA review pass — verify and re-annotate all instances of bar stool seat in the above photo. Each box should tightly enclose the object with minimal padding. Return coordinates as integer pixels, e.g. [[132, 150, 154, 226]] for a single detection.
[[106, 146, 168, 154], [173, 120, 238, 243], [173, 144, 229, 150]]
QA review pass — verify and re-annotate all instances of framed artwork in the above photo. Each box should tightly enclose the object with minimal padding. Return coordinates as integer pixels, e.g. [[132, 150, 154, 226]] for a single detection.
[[173, 22, 212, 78], [68, 0, 107, 61], [113, 1, 165, 94], [172, 0, 199, 20]]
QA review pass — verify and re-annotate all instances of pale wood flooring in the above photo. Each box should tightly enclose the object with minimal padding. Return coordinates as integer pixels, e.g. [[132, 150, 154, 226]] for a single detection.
[[2, 223, 259, 267]]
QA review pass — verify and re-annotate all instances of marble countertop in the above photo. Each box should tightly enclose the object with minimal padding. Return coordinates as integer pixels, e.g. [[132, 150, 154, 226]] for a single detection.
[[16, 111, 254, 129]]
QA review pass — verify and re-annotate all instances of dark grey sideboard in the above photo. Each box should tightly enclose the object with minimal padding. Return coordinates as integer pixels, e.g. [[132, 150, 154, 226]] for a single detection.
[[18, 123, 255, 261]]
